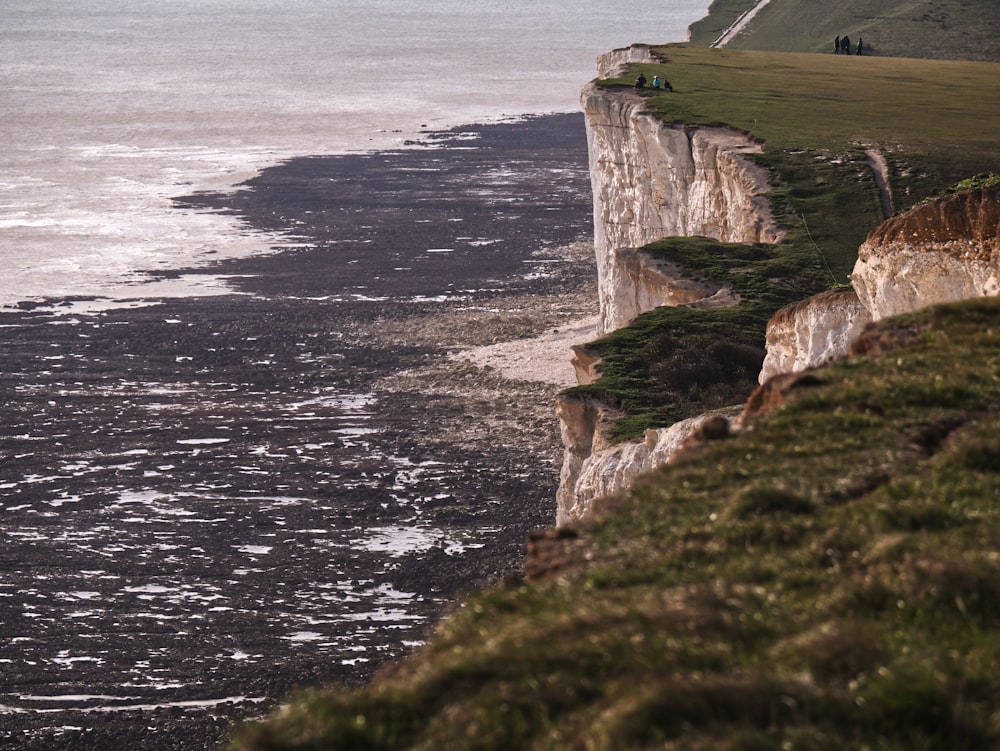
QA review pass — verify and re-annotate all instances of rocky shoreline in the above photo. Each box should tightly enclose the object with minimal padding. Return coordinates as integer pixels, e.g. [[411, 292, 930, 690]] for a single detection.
[[0, 114, 596, 750]]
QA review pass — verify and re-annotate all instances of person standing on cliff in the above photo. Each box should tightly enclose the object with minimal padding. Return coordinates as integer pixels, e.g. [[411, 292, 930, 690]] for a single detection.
[[842, 35, 851, 55], [835, 35, 840, 54], [857, 37, 863, 56]]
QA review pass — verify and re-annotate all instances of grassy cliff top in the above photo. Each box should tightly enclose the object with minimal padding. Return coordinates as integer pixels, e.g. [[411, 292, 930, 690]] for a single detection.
[[689, 0, 1000, 61], [621, 45, 1000, 175]]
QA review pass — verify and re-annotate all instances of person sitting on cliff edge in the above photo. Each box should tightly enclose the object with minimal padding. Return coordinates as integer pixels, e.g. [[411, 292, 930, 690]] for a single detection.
[[635, 72, 647, 89], [650, 75, 674, 92]]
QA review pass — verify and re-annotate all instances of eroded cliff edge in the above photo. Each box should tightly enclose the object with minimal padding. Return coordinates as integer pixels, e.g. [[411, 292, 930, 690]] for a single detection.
[[581, 82, 782, 335], [559, 47, 784, 524], [764, 183, 1000, 382]]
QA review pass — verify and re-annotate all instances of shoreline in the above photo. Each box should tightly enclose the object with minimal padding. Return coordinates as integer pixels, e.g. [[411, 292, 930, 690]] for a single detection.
[[1, 110, 581, 317], [1, 113, 596, 751], [449, 313, 599, 388]]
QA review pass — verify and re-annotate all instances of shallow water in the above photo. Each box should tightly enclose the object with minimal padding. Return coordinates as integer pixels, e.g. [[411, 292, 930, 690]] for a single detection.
[[1, 0, 709, 309]]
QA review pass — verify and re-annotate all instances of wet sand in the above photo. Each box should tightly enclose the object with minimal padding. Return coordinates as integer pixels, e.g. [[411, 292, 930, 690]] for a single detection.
[[0, 114, 596, 750]]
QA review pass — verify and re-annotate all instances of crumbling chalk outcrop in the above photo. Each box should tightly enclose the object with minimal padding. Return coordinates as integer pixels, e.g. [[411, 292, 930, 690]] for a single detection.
[[852, 185, 1000, 320], [759, 288, 871, 384], [556, 53, 785, 524], [602, 247, 734, 332], [556, 398, 740, 525], [761, 184, 1000, 381], [595, 45, 657, 79]]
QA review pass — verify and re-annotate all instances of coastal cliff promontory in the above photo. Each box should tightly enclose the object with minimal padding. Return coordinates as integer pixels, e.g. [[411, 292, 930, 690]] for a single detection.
[[559, 48, 785, 522], [560, 45, 1000, 525]]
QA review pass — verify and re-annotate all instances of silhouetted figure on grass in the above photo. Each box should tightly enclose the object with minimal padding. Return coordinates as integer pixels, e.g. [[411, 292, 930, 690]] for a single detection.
[[635, 72, 647, 89]]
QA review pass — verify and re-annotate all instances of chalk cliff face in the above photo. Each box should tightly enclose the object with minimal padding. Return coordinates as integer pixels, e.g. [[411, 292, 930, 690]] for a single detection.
[[556, 399, 739, 525], [759, 288, 871, 384], [594, 45, 657, 79], [852, 185, 1000, 320], [602, 247, 736, 332], [556, 62, 785, 524], [581, 81, 783, 334]]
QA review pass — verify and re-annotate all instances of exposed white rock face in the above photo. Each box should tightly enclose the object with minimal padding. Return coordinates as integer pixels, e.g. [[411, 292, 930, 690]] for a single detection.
[[554, 64, 785, 524], [604, 247, 734, 330], [852, 185, 1000, 320], [853, 244, 1000, 321], [759, 288, 871, 383], [581, 82, 783, 334], [555, 396, 622, 525], [556, 403, 740, 525], [594, 45, 657, 79]]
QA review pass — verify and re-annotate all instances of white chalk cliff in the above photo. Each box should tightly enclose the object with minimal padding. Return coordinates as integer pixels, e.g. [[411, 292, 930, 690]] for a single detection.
[[852, 186, 1000, 320], [556, 402, 740, 525], [758, 288, 871, 384], [582, 51, 782, 336], [557, 49, 783, 524]]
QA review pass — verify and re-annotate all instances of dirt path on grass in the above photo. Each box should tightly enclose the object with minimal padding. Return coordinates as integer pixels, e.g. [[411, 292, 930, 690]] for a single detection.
[[711, 0, 775, 47], [866, 148, 895, 219]]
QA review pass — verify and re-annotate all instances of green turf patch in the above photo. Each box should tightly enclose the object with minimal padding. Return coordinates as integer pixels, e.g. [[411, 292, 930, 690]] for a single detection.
[[689, 0, 1000, 62]]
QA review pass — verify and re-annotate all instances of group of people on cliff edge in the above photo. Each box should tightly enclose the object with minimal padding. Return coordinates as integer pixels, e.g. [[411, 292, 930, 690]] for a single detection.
[[835, 35, 863, 55], [634, 72, 673, 91]]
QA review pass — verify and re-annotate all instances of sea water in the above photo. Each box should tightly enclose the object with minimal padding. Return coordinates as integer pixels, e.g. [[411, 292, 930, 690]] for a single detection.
[[1, 0, 709, 309], [1, 0, 711, 744]]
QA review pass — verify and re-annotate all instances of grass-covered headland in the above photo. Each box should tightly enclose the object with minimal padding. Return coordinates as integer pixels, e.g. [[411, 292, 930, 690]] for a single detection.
[[567, 44, 1000, 440], [688, 0, 1000, 61], [230, 15, 1000, 751]]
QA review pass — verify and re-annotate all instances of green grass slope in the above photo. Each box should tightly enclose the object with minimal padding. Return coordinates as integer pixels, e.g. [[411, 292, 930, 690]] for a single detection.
[[689, 0, 1000, 61], [234, 296, 1000, 751]]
